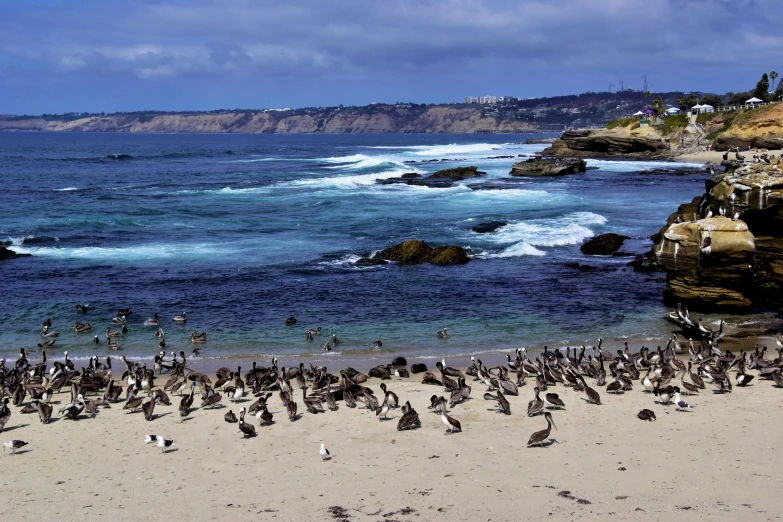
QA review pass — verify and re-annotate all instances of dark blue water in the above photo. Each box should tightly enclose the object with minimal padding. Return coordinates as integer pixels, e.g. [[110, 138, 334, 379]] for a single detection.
[[0, 132, 714, 365]]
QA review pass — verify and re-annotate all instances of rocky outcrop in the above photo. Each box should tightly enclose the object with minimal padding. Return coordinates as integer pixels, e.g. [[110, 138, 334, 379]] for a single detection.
[[543, 129, 670, 158], [429, 166, 486, 180], [651, 161, 783, 311], [377, 166, 485, 187], [471, 221, 508, 233], [372, 239, 470, 265], [0, 246, 30, 260], [509, 157, 587, 177], [580, 233, 629, 255]]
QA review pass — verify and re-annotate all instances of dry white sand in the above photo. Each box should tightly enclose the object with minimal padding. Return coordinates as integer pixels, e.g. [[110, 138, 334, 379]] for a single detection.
[[676, 149, 783, 164], [2, 345, 783, 521]]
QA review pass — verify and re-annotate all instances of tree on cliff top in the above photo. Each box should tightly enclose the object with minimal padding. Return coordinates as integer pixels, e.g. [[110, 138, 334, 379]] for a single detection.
[[752, 73, 770, 101], [651, 96, 663, 115], [677, 92, 698, 110], [771, 70, 779, 92]]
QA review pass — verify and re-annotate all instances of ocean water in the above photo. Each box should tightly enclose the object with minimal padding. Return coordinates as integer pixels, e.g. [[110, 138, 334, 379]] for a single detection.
[[0, 132, 722, 366]]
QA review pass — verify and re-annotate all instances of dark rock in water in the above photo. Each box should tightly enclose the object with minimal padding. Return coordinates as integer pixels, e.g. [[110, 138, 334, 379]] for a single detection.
[[0, 246, 31, 260], [524, 137, 557, 144], [377, 239, 432, 264], [471, 221, 508, 233], [354, 257, 388, 267], [628, 253, 662, 273], [611, 251, 636, 257], [376, 176, 454, 188], [639, 167, 705, 176], [374, 239, 470, 265], [564, 261, 580, 268], [580, 233, 629, 255], [510, 157, 587, 177], [410, 363, 428, 374], [391, 357, 407, 366], [429, 166, 486, 180], [400, 172, 421, 179], [486, 155, 515, 159], [424, 245, 471, 265]]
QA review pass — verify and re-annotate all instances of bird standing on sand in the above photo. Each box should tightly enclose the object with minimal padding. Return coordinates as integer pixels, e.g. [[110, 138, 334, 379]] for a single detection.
[[674, 392, 693, 411], [320, 443, 331, 461], [3, 440, 28, 455], [527, 412, 557, 447], [144, 434, 175, 454]]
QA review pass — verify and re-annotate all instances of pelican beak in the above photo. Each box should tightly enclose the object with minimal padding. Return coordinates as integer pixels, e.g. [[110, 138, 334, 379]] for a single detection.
[[551, 419, 557, 430]]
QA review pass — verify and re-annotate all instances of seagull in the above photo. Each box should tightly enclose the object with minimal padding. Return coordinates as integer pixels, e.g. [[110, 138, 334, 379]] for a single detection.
[[437, 328, 448, 339], [674, 392, 693, 411], [3, 440, 28, 455], [145, 434, 175, 453], [320, 443, 331, 461]]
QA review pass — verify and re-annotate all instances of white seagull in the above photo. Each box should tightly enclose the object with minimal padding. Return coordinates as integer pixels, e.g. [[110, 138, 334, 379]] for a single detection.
[[320, 443, 331, 461], [674, 392, 693, 411]]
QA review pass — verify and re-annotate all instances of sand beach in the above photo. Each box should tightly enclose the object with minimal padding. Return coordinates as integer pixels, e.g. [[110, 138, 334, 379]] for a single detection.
[[2, 337, 783, 522]]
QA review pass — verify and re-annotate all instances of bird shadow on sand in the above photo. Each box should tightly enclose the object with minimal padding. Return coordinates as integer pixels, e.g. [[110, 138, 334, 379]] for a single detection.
[[2, 424, 30, 432], [161, 448, 179, 454], [378, 416, 396, 422], [7, 449, 32, 455], [529, 439, 558, 448]]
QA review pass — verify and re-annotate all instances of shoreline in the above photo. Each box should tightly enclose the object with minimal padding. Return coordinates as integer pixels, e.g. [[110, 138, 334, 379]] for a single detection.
[[3, 339, 783, 521]]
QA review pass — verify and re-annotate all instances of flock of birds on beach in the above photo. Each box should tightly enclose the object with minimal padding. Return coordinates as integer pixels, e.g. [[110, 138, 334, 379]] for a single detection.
[[3, 305, 783, 459]]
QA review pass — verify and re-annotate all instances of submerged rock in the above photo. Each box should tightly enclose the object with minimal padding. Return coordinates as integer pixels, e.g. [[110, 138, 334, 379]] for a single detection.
[[510, 157, 587, 177], [354, 257, 388, 267], [580, 233, 629, 255], [0, 246, 30, 260], [471, 221, 508, 233]]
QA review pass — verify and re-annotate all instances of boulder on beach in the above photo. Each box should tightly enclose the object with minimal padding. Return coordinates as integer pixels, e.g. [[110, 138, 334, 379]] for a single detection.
[[374, 239, 470, 265], [471, 221, 508, 234], [580, 233, 629, 255], [510, 157, 587, 177]]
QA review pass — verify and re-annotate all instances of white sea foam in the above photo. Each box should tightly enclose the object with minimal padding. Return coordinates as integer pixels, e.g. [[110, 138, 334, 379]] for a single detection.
[[54, 187, 79, 191], [11, 242, 230, 260], [408, 143, 502, 156], [476, 212, 607, 258], [323, 153, 410, 171], [587, 159, 705, 172]]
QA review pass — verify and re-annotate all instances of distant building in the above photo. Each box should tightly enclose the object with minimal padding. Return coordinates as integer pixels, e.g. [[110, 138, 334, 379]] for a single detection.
[[690, 104, 714, 114], [665, 107, 681, 116], [464, 96, 480, 103]]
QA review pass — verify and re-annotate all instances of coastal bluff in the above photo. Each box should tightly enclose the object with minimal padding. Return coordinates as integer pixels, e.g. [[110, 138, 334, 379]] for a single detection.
[[0, 106, 536, 134], [650, 161, 783, 312]]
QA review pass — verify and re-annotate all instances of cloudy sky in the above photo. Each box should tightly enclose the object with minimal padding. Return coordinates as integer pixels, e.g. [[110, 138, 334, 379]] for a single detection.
[[1, 0, 780, 113]]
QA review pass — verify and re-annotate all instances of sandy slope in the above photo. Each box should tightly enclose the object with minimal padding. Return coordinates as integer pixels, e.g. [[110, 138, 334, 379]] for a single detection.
[[1, 355, 782, 522]]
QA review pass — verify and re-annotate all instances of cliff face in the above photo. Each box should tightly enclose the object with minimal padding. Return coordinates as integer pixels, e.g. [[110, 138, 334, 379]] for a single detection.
[[708, 104, 783, 151], [0, 106, 537, 134], [542, 127, 671, 158], [651, 161, 783, 312]]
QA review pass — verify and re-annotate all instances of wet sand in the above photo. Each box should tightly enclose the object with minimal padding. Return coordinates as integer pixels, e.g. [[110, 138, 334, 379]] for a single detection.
[[2, 336, 783, 521]]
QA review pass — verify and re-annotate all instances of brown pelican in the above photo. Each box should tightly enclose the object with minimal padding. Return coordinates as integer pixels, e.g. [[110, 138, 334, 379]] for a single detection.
[[439, 402, 461, 434], [437, 328, 448, 339], [397, 405, 421, 431], [59, 394, 85, 420], [527, 387, 544, 416], [578, 376, 601, 405], [41, 326, 59, 338], [527, 412, 556, 447], [637, 409, 656, 421], [179, 383, 195, 421], [735, 147, 745, 161], [190, 331, 207, 344], [544, 392, 565, 409], [0, 398, 11, 432], [238, 407, 256, 437], [173, 312, 187, 323], [484, 390, 511, 415]]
